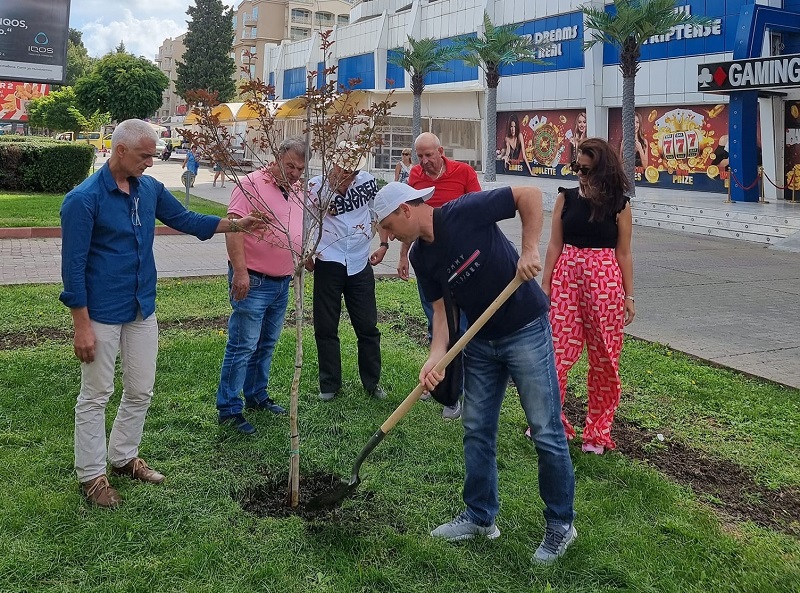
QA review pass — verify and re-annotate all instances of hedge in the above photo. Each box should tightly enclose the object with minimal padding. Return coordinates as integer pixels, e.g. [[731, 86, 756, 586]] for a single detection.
[[0, 136, 95, 193]]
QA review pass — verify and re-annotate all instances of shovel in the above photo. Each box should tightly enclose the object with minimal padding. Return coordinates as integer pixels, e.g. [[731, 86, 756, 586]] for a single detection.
[[307, 275, 525, 510]]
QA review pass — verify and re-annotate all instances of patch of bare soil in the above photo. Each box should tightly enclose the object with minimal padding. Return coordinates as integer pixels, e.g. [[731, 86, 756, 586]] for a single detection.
[[562, 397, 800, 535], [235, 471, 345, 520]]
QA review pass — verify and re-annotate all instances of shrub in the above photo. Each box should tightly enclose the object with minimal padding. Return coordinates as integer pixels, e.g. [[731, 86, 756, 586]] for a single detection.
[[0, 137, 94, 193]]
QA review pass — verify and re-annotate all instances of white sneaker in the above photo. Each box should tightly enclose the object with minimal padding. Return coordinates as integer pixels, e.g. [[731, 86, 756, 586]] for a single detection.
[[430, 511, 500, 541], [533, 523, 577, 564], [442, 400, 462, 420]]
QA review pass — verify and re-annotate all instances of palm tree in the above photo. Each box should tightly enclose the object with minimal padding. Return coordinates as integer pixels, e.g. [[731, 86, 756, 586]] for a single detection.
[[582, 0, 712, 194], [459, 12, 542, 182], [388, 36, 461, 162]]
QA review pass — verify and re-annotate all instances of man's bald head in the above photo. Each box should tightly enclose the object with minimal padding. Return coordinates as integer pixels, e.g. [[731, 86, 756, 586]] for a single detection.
[[415, 132, 441, 152], [415, 132, 445, 177]]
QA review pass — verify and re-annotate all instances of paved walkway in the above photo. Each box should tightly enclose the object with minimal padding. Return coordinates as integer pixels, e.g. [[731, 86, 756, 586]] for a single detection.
[[2, 157, 799, 389]]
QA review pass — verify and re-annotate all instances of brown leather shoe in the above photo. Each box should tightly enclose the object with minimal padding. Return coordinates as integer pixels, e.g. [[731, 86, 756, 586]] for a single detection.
[[111, 458, 165, 484], [81, 475, 122, 508]]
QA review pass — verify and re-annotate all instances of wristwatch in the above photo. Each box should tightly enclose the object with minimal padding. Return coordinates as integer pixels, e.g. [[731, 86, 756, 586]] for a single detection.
[[380, 242, 389, 249]]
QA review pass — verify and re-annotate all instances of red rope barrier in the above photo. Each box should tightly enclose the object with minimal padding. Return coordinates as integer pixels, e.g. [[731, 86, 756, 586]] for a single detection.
[[728, 168, 760, 191], [761, 169, 789, 190]]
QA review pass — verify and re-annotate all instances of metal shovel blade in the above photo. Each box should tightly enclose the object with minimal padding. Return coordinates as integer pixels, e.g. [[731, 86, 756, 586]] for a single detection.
[[306, 276, 524, 510]]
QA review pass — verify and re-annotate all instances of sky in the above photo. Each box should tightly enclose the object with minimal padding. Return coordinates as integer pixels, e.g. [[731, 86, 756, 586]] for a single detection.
[[68, 1, 236, 60]]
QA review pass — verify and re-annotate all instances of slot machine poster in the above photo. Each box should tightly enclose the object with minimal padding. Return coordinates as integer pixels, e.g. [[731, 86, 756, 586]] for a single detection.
[[784, 101, 800, 201], [607, 104, 729, 193]]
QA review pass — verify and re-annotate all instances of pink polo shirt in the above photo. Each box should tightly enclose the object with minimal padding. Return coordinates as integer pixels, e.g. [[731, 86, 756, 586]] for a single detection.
[[228, 168, 303, 277]]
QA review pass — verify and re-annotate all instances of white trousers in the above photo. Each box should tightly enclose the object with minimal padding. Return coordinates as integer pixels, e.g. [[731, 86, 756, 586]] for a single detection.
[[74, 313, 158, 482]]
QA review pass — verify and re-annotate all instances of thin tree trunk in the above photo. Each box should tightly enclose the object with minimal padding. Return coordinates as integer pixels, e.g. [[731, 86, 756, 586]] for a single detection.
[[287, 271, 304, 507], [484, 85, 497, 183], [412, 92, 421, 164], [621, 74, 637, 197]]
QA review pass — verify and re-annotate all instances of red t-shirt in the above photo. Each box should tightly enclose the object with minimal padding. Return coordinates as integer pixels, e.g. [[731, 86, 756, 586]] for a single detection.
[[408, 157, 481, 207]]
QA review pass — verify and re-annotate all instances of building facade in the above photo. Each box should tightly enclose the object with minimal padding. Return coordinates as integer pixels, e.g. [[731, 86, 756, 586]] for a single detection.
[[257, 0, 800, 199], [154, 34, 188, 120], [232, 0, 354, 82]]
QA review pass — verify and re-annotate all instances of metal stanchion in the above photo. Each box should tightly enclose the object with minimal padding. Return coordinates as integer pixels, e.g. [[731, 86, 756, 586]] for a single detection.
[[789, 187, 800, 204], [724, 167, 733, 203], [758, 166, 770, 204]]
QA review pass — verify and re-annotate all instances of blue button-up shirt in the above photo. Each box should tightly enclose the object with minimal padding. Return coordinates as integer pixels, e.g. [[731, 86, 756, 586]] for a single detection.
[[60, 163, 221, 324]]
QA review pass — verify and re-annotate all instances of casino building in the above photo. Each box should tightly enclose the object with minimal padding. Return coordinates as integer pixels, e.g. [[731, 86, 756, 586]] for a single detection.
[[255, 0, 800, 201]]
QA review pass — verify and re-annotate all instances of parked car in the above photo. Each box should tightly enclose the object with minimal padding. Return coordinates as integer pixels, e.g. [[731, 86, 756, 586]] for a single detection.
[[154, 138, 167, 156]]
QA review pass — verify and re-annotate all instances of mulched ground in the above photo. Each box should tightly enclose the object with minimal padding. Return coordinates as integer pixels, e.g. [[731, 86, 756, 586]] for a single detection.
[[562, 396, 800, 535], [5, 312, 798, 532]]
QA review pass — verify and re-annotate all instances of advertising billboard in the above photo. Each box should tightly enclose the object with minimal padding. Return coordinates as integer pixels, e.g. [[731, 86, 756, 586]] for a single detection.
[[607, 104, 730, 193], [495, 108, 588, 179], [0, 80, 49, 121], [784, 101, 800, 201], [0, 0, 70, 84]]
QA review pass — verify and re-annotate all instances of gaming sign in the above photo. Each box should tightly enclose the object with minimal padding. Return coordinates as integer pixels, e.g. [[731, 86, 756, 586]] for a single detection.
[[698, 53, 800, 92]]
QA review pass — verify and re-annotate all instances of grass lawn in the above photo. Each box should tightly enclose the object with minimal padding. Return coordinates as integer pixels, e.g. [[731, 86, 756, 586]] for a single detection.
[[0, 191, 228, 227], [0, 278, 797, 593]]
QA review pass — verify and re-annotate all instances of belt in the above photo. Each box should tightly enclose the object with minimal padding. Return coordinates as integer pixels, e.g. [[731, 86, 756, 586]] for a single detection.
[[247, 268, 291, 282]]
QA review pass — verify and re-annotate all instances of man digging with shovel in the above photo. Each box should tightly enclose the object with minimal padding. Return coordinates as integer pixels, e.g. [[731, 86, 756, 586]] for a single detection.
[[374, 182, 577, 565]]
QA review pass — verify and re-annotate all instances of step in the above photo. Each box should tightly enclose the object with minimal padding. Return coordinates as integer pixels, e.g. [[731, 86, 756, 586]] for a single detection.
[[633, 216, 781, 244], [631, 207, 791, 237], [632, 200, 800, 231]]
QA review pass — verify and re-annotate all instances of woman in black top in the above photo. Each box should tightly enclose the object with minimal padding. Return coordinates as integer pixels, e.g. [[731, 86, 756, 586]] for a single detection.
[[534, 137, 635, 454]]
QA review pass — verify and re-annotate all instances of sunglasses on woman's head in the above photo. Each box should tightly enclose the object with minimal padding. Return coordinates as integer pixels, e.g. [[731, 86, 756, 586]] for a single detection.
[[570, 161, 591, 175]]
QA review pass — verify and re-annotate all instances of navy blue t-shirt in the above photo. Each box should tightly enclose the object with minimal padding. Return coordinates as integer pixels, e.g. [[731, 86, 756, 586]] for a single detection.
[[409, 187, 549, 340]]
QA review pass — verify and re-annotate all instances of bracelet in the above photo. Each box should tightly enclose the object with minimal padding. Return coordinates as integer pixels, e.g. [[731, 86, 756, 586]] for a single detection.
[[625, 295, 635, 302], [380, 242, 389, 249], [229, 219, 241, 233]]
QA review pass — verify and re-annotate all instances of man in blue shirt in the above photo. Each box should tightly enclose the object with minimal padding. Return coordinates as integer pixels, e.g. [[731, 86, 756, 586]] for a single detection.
[[60, 119, 264, 508], [374, 182, 577, 565]]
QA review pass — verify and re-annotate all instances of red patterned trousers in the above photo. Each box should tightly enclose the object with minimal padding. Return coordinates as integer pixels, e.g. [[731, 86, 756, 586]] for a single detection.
[[549, 245, 625, 449]]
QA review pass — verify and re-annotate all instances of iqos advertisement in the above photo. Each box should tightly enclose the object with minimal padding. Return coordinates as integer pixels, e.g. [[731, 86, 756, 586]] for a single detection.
[[0, 0, 70, 84]]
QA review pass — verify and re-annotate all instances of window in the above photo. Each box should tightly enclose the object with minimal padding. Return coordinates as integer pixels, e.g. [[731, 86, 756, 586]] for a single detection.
[[232, 16, 237, 28], [337, 15, 349, 26], [291, 9, 310, 25], [290, 27, 310, 41], [315, 11, 334, 26], [373, 117, 482, 171], [250, 26, 257, 38], [252, 6, 258, 18]]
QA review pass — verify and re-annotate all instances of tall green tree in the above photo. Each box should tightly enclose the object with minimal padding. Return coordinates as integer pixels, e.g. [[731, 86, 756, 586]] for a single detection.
[[26, 87, 88, 132], [65, 28, 95, 87], [74, 52, 169, 122], [115, 40, 127, 54], [388, 37, 461, 162], [176, 0, 236, 103], [459, 12, 542, 182], [582, 0, 712, 193]]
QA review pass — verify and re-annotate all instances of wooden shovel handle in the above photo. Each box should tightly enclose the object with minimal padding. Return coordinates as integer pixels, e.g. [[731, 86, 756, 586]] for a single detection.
[[380, 275, 525, 434]]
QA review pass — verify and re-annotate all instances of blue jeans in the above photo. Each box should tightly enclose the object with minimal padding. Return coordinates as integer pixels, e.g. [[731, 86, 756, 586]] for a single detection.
[[216, 267, 290, 418], [461, 313, 575, 527]]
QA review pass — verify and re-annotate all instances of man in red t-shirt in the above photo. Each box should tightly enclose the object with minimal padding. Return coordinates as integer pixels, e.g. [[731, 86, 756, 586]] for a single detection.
[[401, 132, 481, 419]]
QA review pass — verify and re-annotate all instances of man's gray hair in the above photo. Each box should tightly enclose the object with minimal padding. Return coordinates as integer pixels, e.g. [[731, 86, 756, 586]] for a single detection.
[[277, 136, 306, 159], [111, 119, 158, 152]]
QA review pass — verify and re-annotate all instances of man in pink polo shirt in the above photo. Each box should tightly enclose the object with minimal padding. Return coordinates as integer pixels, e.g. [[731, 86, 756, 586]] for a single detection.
[[215, 137, 306, 434]]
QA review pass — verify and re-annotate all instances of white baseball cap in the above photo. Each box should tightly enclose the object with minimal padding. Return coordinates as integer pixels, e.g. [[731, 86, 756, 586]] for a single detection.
[[373, 182, 435, 222], [332, 140, 368, 172]]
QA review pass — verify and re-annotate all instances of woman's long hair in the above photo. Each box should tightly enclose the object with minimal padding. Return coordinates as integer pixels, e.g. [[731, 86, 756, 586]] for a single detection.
[[577, 137, 631, 222]]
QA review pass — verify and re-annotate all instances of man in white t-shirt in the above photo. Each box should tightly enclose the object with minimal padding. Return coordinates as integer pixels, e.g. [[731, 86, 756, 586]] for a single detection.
[[306, 141, 389, 402]]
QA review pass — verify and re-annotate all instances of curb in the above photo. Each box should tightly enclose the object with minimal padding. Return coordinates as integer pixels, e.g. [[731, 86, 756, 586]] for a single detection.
[[0, 227, 185, 239]]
